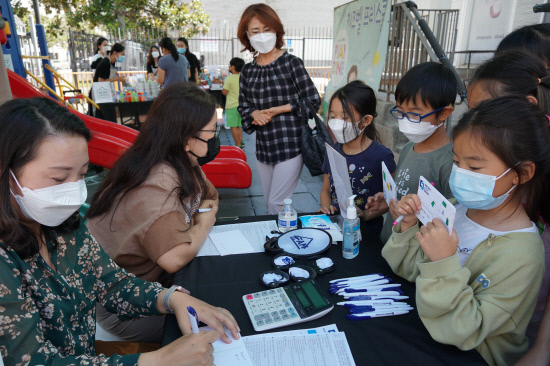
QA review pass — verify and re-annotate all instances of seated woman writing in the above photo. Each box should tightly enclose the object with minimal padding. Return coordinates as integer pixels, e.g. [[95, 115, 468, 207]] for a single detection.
[[0, 97, 238, 365], [86, 82, 221, 343]]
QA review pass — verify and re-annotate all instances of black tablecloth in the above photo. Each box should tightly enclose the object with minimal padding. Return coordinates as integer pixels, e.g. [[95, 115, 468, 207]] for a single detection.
[[162, 215, 488, 366], [96, 101, 154, 127]]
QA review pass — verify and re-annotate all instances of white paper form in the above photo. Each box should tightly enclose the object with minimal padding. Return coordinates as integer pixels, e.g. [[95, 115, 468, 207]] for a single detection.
[[198, 220, 279, 257], [325, 143, 353, 220], [416, 176, 456, 234], [252, 324, 340, 337], [199, 327, 253, 366], [242, 332, 355, 366], [209, 230, 255, 256], [382, 161, 397, 207]]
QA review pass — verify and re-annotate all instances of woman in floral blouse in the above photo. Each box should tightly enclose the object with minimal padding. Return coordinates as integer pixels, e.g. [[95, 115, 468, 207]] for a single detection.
[[0, 97, 239, 365]]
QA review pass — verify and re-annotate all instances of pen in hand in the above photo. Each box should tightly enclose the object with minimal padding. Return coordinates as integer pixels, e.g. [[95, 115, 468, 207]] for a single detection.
[[187, 306, 200, 334], [197, 208, 212, 213]]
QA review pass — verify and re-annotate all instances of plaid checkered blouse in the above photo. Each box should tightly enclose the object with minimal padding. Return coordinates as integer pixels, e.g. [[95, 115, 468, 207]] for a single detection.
[[238, 52, 321, 165]]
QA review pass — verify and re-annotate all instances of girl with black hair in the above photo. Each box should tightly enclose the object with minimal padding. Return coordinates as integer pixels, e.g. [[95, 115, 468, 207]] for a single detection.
[[496, 24, 550, 65], [157, 37, 189, 87], [90, 37, 109, 70], [0, 97, 239, 364], [467, 50, 550, 111], [383, 97, 550, 366], [319, 80, 396, 237], [177, 37, 200, 83], [87, 82, 221, 342], [146, 45, 161, 81]]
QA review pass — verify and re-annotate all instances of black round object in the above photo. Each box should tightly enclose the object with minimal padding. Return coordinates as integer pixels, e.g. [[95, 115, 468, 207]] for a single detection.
[[288, 265, 317, 283], [260, 270, 290, 288], [306, 256, 335, 275], [272, 254, 298, 270]]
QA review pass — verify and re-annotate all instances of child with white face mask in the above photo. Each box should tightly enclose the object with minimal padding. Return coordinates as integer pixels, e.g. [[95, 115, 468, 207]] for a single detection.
[[367, 62, 457, 243], [319, 80, 396, 238], [382, 97, 550, 366]]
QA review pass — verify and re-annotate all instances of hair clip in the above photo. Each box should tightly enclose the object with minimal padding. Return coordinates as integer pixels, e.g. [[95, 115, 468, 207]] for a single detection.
[[539, 78, 542, 84]]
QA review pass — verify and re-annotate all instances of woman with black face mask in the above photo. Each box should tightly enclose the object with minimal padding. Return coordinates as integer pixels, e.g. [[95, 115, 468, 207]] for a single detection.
[[86, 82, 221, 343]]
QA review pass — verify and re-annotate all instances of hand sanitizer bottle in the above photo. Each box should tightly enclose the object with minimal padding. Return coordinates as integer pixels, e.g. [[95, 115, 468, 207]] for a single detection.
[[343, 195, 360, 259]]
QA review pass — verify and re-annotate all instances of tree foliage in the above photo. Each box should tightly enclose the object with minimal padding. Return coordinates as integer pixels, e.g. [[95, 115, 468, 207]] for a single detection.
[[40, 0, 211, 36]]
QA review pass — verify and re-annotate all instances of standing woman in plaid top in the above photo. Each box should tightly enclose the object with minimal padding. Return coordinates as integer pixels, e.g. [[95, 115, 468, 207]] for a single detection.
[[237, 4, 321, 214]]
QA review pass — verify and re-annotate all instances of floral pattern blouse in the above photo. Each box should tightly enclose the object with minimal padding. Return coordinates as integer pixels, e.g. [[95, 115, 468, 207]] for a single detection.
[[0, 222, 164, 365]]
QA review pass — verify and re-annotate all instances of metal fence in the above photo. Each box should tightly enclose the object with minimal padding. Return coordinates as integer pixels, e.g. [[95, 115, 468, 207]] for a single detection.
[[379, 4, 459, 99], [64, 26, 334, 95]]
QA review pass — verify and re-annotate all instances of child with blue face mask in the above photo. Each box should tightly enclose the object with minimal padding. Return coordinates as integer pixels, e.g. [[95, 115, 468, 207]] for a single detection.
[[382, 97, 550, 366], [367, 62, 456, 243], [318, 80, 396, 237]]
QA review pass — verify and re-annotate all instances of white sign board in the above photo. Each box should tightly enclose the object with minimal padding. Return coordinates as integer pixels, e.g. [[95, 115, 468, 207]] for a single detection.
[[92, 82, 114, 103]]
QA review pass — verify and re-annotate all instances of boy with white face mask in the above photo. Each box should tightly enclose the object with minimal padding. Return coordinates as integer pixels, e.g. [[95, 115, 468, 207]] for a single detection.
[[366, 62, 457, 243]]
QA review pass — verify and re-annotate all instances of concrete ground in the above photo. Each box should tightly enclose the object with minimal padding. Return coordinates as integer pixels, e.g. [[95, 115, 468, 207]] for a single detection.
[[216, 127, 324, 217]]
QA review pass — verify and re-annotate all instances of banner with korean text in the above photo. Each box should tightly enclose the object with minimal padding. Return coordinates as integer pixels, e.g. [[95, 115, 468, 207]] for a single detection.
[[323, 0, 391, 115]]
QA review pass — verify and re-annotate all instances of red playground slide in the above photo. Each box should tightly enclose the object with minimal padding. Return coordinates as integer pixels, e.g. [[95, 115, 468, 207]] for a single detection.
[[8, 70, 251, 188]]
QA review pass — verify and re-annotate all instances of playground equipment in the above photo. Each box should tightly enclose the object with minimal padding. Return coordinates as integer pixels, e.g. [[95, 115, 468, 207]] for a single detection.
[[1, 0, 251, 189]]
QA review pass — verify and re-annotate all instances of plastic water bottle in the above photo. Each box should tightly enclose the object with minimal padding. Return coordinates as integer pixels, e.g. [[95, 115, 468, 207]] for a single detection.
[[278, 199, 297, 233]]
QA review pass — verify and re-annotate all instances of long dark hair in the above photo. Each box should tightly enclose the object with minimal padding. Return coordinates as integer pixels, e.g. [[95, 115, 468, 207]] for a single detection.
[[177, 37, 191, 58], [95, 37, 107, 54], [147, 45, 160, 65], [329, 80, 380, 144], [496, 24, 550, 64], [0, 98, 91, 259], [159, 37, 179, 62], [86, 83, 217, 226], [470, 50, 550, 113], [452, 97, 550, 223]]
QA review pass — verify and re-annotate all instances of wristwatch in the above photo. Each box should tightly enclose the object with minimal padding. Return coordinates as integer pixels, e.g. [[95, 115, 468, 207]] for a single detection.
[[163, 285, 190, 314]]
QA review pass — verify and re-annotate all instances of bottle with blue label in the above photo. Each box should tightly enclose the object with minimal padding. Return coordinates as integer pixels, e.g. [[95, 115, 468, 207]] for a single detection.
[[343, 195, 360, 259], [278, 198, 297, 233]]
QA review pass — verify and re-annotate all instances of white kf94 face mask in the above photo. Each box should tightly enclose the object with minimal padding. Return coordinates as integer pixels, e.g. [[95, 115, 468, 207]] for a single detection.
[[249, 32, 277, 54], [10, 170, 87, 227]]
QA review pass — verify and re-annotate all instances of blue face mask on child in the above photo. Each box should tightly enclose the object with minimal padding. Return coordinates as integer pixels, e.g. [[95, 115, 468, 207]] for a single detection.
[[117, 55, 125, 63], [449, 164, 516, 210]]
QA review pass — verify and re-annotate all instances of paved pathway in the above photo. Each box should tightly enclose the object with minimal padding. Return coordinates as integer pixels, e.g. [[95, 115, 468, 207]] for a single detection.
[[216, 126, 323, 217]]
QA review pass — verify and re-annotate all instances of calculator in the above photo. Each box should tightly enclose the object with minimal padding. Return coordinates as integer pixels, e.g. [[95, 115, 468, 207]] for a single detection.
[[243, 279, 334, 332]]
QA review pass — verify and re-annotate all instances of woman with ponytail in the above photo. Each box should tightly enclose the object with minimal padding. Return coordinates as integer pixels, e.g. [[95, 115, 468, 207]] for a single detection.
[[157, 37, 189, 87]]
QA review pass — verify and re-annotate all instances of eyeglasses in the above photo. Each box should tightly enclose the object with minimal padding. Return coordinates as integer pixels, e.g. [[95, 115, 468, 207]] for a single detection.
[[200, 125, 221, 138], [389, 106, 445, 123]]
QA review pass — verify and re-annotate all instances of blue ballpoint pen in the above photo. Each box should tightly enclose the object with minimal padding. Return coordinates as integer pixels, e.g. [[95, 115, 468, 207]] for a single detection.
[[346, 310, 410, 320], [329, 273, 384, 284], [187, 306, 200, 334], [347, 295, 409, 301], [348, 305, 414, 314]]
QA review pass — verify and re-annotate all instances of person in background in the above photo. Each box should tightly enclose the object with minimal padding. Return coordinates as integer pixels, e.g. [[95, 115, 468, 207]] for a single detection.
[[237, 3, 321, 215], [319, 80, 395, 238], [146, 45, 161, 81], [89, 43, 126, 117], [91, 37, 109, 70], [383, 97, 549, 366], [365, 62, 456, 243], [222, 57, 245, 148], [158, 37, 189, 87], [177, 37, 200, 84], [87, 82, 221, 343], [0, 97, 239, 365]]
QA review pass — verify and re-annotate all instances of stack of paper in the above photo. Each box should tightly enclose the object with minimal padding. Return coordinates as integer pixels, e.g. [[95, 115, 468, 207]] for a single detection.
[[199, 327, 254, 366], [242, 324, 356, 366], [198, 220, 279, 257], [299, 215, 343, 243]]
